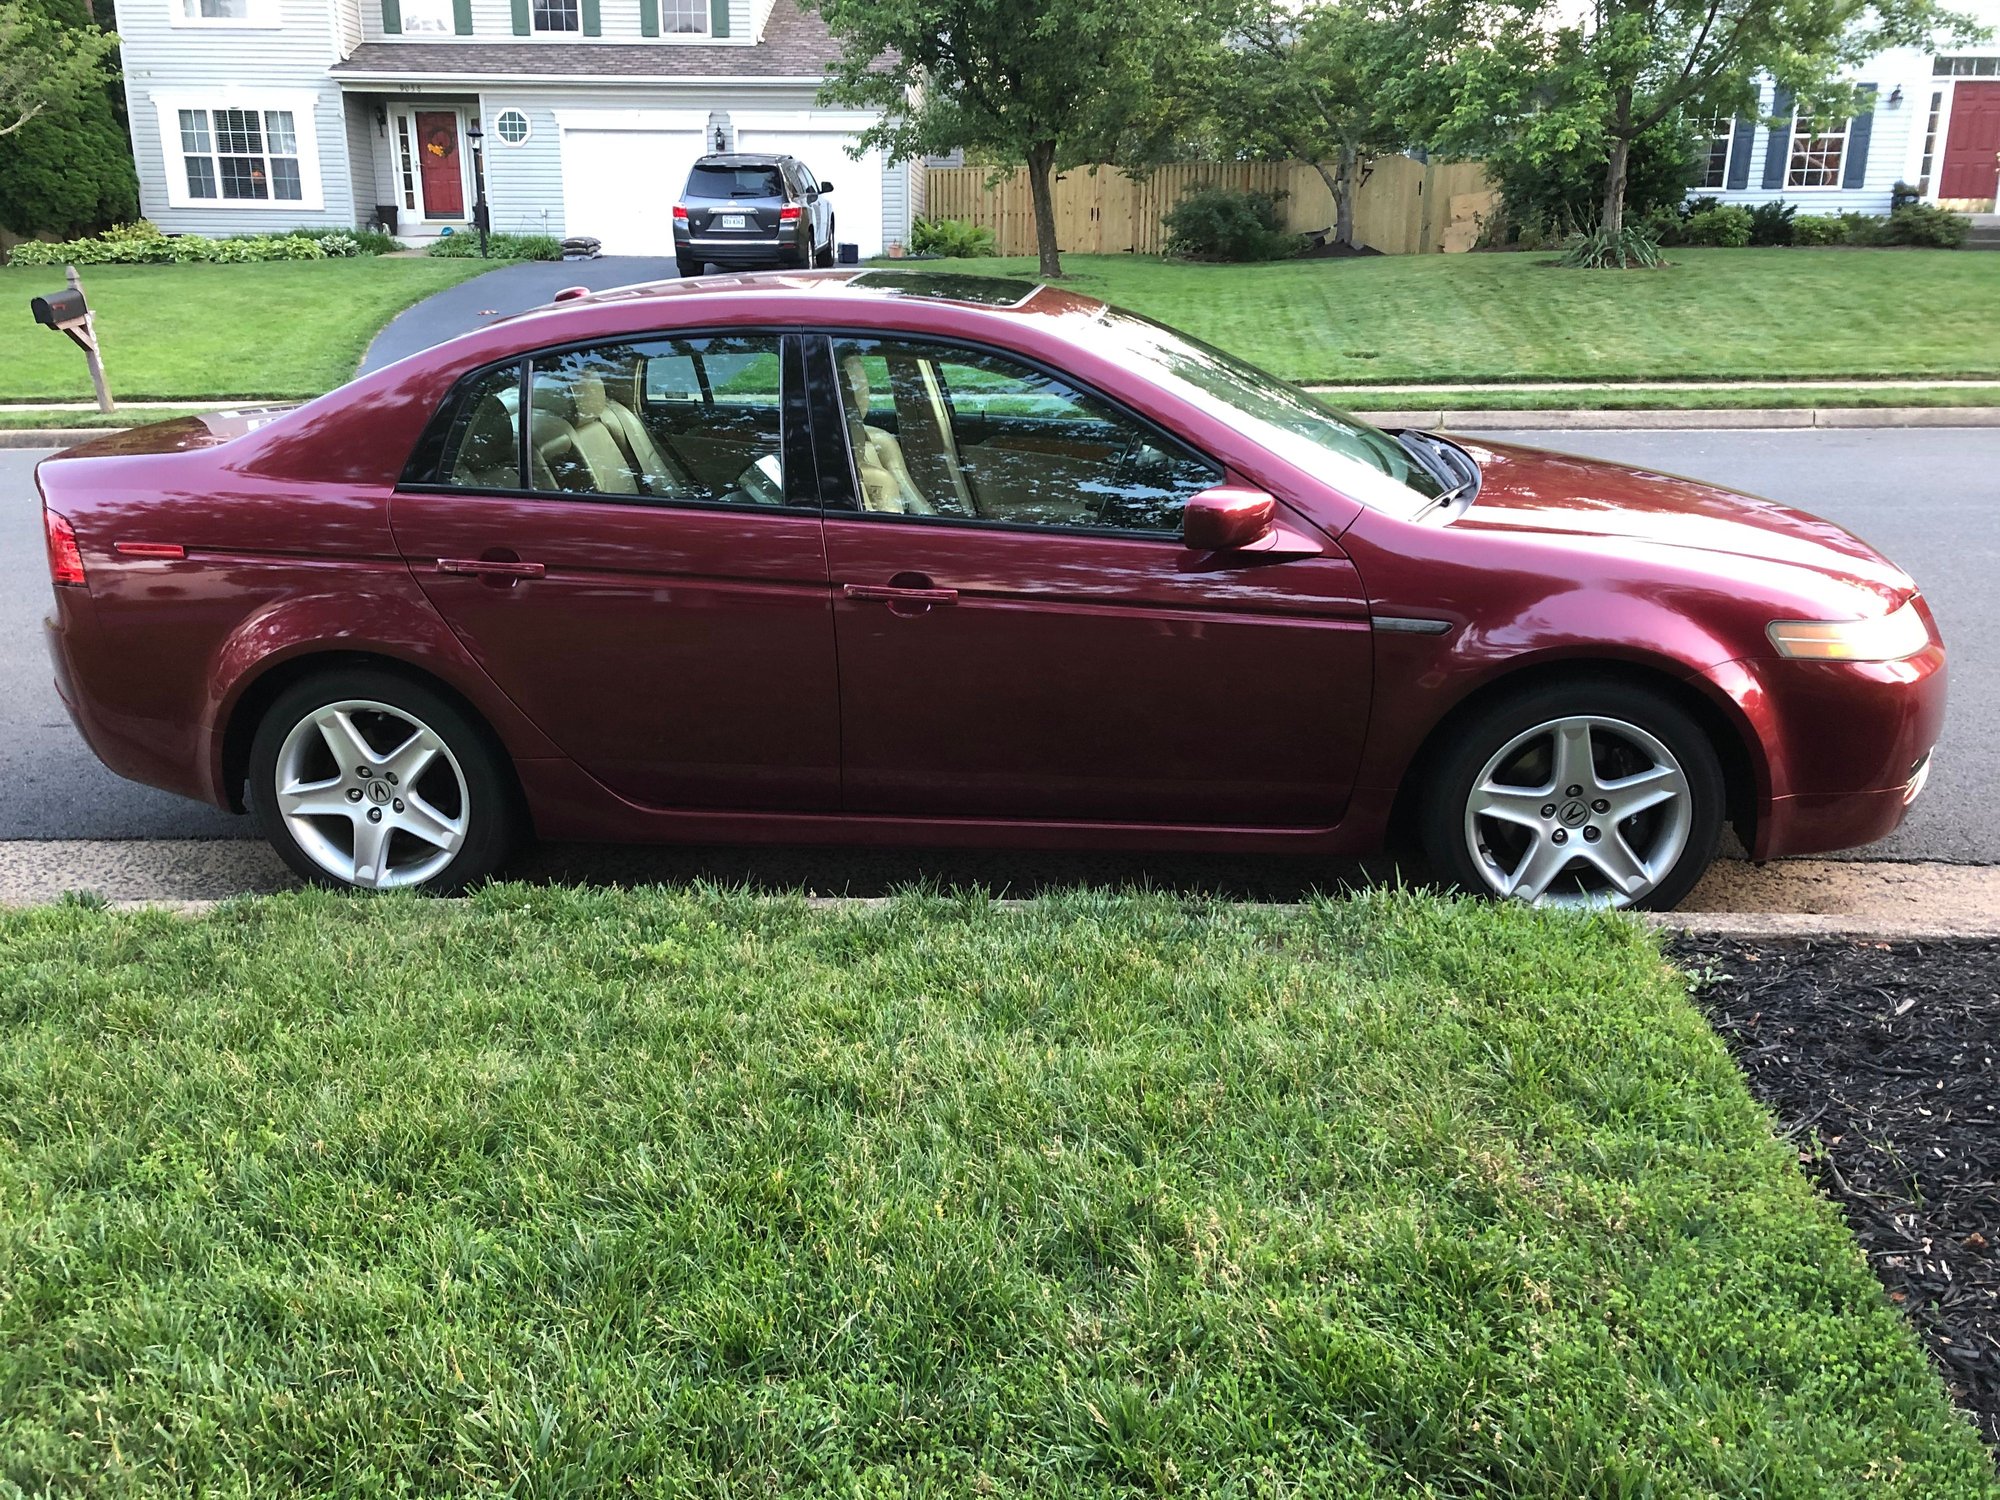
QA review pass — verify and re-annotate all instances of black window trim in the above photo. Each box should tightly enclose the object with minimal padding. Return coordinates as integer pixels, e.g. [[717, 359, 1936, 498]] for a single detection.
[[804, 328, 1225, 544], [397, 326, 822, 519]]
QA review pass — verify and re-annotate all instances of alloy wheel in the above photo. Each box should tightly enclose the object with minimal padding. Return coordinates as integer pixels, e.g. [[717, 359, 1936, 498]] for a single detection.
[[272, 698, 469, 889], [1462, 714, 1692, 908]]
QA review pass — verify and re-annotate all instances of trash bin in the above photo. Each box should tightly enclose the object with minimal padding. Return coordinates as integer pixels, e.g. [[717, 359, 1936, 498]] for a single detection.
[[836, 242, 859, 266]]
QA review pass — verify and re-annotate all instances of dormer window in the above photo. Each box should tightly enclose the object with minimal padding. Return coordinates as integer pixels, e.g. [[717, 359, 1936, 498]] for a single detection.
[[172, 0, 277, 25], [399, 0, 455, 32], [661, 0, 709, 33], [531, 0, 580, 31]]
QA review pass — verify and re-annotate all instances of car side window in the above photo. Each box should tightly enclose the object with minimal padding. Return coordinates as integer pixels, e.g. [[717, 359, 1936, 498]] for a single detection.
[[425, 362, 523, 491], [827, 337, 1218, 534], [525, 335, 787, 508]]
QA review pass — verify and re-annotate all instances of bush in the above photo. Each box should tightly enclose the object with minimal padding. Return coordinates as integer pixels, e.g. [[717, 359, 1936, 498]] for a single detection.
[[1790, 214, 1847, 246], [1681, 204, 1752, 248], [7, 221, 406, 266], [1558, 221, 1666, 269], [1748, 199, 1795, 246], [908, 216, 997, 258], [1162, 186, 1299, 262], [284, 225, 403, 255], [1494, 118, 1701, 241], [1841, 211, 1888, 245], [1881, 202, 1970, 248], [424, 230, 563, 260]]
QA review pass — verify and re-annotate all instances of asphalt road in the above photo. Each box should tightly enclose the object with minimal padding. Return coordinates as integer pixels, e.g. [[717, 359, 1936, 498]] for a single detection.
[[7, 428, 1996, 862]]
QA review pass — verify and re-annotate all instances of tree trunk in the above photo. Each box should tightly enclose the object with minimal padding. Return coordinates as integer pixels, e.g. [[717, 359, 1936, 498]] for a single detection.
[[1025, 140, 1062, 279], [1336, 139, 1359, 249], [1601, 135, 1630, 238]]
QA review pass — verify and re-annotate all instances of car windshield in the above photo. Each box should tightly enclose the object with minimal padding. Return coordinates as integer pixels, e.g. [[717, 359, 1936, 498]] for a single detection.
[[1099, 310, 1447, 517], [686, 165, 784, 200]]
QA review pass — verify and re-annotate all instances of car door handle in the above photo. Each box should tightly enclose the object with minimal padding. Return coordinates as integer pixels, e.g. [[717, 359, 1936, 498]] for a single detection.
[[843, 582, 958, 605], [436, 557, 546, 580]]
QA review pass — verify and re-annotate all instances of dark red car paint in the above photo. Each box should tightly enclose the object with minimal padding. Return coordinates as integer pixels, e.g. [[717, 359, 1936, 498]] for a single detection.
[[39, 272, 1945, 863]]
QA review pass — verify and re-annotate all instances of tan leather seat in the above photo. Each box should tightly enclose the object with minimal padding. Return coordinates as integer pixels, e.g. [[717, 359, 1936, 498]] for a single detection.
[[563, 371, 687, 497], [839, 356, 932, 515]]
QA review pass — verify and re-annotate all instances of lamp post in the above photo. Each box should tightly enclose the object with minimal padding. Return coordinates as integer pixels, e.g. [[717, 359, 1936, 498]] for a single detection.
[[466, 121, 489, 259]]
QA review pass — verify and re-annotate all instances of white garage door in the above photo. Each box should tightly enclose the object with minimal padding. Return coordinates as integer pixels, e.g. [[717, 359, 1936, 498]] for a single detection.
[[735, 119, 885, 259], [560, 119, 706, 257]]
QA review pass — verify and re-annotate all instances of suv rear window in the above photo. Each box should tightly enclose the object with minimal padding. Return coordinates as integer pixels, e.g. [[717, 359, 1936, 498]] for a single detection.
[[685, 165, 785, 200]]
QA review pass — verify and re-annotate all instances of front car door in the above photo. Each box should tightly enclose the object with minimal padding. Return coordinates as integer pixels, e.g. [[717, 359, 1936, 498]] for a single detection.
[[391, 331, 840, 812], [810, 334, 1373, 827]]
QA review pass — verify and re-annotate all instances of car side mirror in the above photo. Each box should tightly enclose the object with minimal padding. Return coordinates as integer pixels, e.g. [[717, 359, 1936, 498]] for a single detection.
[[818, 180, 834, 194], [1183, 486, 1276, 551]]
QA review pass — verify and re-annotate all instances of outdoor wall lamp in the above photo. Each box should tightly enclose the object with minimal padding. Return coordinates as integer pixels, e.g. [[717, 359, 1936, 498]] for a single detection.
[[1887, 86, 1903, 107], [374, 104, 387, 135]]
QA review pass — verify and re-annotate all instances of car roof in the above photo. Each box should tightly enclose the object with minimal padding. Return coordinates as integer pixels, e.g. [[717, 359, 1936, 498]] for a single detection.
[[691, 153, 797, 168], [531, 268, 1089, 319]]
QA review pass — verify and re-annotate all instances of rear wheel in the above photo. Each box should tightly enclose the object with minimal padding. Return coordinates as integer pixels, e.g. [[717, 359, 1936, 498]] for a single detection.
[[676, 255, 704, 278], [1419, 679, 1724, 911], [248, 668, 519, 894]]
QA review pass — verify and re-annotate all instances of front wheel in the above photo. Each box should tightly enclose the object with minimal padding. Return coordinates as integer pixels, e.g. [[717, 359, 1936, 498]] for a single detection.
[[1419, 680, 1724, 911], [248, 668, 520, 893], [815, 218, 836, 268]]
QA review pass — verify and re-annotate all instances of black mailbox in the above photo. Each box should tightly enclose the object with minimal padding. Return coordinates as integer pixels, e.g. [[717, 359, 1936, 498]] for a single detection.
[[31, 287, 88, 329]]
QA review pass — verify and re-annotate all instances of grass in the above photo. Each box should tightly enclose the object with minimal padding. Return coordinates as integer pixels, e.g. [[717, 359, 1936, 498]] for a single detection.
[[1, 886, 1990, 1496], [903, 248, 2000, 386], [1327, 385, 2000, 412], [0, 259, 494, 403]]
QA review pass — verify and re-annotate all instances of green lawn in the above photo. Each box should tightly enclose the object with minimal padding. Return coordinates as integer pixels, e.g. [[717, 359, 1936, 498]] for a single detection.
[[0, 259, 493, 403], [1331, 385, 2000, 412], [2, 887, 1989, 1496], [912, 248, 2000, 385]]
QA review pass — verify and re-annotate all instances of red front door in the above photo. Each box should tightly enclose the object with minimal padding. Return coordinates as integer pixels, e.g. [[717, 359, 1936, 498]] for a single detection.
[[1939, 82, 2000, 201], [415, 111, 465, 219]]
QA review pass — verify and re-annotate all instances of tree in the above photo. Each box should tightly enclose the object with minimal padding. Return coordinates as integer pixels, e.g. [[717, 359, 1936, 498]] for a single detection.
[[0, 0, 136, 238], [1437, 0, 1985, 241], [0, 0, 118, 140], [809, 0, 1227, 277], [1211, 0, 1454, 250]]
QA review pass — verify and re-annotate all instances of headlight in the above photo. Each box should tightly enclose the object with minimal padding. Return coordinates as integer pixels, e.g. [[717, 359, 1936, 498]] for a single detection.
[[1767, 599, 1931, 662]]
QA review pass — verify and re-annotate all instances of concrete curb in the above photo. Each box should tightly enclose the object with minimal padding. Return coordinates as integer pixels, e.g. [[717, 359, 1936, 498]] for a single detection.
[[0, 428, 113, 450]]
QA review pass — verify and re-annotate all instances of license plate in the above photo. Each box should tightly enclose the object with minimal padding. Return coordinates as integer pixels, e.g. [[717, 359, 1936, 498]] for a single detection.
[[719, 214, 747, 230]]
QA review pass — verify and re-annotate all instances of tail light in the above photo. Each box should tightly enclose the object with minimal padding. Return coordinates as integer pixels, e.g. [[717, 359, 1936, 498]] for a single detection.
[[672, 204, 690, 223], [45, 506, 85, 588], [779, 205, 802, 226]]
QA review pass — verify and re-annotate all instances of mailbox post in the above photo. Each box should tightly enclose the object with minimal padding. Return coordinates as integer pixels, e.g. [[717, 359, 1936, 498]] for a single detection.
[[29, 265, 114, 414]]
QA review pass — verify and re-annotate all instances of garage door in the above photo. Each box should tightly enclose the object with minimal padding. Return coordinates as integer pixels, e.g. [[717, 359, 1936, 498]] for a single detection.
[[560, 119, 706, 257], [735, 118, 886, 259]]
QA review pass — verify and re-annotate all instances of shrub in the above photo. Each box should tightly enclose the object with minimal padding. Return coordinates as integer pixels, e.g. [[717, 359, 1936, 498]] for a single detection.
[[1162, 186, 1299, 262], [1558, 221, 1666, 269], [908, 216, 997, 258], [1748, 199, 1795, 246], [1841, 211, 1888, 245], [424, 230, 563, 260], [284, 225, 402, 255], [7, 221, 407, 266], [1493, 118, 1701, 240], [1790, 214, 1847, 246], [1680, 204, 1751, 247], [1880, 202, 1970, 249]]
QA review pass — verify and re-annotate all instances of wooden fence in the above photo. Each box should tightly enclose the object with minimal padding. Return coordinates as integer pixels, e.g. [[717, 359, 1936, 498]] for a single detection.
[[921, 157, 1496, 257]]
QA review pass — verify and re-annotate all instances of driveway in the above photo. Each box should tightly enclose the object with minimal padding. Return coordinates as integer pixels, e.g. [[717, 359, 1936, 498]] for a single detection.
[[360, 255, 682, 373], [7, 429, 1996, 863]]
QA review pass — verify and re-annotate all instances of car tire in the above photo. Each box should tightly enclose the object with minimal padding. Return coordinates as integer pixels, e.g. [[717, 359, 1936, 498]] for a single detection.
[[1418, 678, 1724, 912], [248, 667, 520, 894], [815, 219, 836, 268], [676, 255, 704, 278]]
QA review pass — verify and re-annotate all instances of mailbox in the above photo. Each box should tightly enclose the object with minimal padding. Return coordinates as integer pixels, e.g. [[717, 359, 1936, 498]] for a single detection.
[[31, 286, 88, 330]]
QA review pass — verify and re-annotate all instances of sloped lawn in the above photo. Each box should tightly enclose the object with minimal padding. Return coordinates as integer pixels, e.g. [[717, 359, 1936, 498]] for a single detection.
[[0, 887, 1991, 1496], [0, 259, 492, 403]]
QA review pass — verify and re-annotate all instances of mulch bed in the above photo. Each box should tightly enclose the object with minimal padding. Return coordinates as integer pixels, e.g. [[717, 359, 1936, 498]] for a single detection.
[[1673, 936, 2000, 1449]]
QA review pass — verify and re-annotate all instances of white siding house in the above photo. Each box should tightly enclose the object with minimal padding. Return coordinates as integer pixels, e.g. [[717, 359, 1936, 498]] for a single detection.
[[1690, 0, 2000, 213], [117, 0, 922, 256]]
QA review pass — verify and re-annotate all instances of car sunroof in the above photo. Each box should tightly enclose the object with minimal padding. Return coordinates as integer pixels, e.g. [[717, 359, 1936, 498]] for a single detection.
[[846, 271, 1042, 306]]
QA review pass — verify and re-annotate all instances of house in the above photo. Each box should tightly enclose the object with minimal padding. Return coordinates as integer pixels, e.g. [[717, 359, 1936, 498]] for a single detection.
[[1689, 0, 2000, 214], [116, 0, 924, 256]]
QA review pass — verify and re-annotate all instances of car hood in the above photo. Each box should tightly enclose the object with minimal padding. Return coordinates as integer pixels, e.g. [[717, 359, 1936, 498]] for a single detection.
[[1447, 439, 1914, 606]]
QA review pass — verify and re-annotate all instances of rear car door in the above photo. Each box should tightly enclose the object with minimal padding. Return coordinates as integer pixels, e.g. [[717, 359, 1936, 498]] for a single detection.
[[812, 335, 1374, 827], [391, 332, 839, 811]]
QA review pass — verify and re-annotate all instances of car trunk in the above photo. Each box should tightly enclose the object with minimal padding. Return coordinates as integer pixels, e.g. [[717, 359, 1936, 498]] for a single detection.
[[684, 164, 787, 240]]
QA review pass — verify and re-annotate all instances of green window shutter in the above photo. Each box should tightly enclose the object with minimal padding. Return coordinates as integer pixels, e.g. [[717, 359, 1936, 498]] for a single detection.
[[1841, 83, 1878, 190], [380, 0, 401, 31], [452, 0, 472, 33], [510, 0, 530, 34], [582, 0, 600, 35], [1762, 85, 1794, 190], [710, 0, 730, 37], [640, 0, 658, 34]]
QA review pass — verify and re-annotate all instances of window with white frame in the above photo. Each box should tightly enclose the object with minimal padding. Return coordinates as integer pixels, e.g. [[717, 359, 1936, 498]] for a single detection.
[[1917, 89, 1945, 194], [1786, 112, 1848, 189], [531, 0, 580, 31], [399, 0, 455, 32], [662, 0, 709, 33], [173, 0, 274, 22], [493, 109, 531, 145], [1696, 116, 1734, 189], [394, 116, 420, 210], [179, 107, 302, 201]]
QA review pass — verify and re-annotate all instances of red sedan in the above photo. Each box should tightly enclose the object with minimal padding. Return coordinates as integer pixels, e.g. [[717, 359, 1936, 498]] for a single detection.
[[39, 270, 1944, 908]]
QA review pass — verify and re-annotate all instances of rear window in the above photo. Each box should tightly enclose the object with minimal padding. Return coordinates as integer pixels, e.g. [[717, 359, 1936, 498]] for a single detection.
[[685, 165, 785, 200]]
